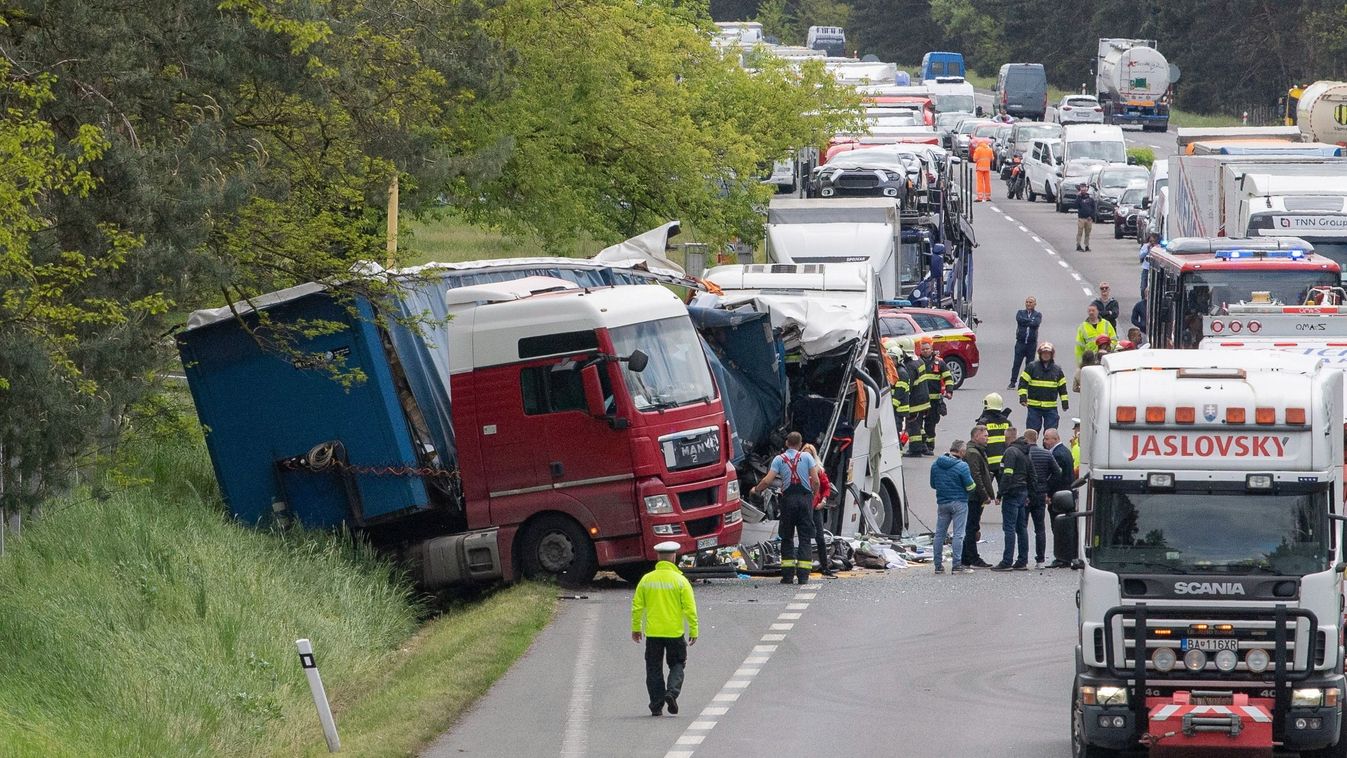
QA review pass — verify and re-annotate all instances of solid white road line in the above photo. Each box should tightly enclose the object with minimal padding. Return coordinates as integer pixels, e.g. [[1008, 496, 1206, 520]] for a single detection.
[[559, 605, 601, 758]]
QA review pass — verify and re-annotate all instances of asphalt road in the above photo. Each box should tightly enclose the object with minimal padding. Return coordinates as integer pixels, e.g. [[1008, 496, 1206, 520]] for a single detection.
[[422, 167, 1159, 758]]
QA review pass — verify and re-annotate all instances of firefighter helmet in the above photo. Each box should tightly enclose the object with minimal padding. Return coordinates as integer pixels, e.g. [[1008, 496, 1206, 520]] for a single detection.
[[983, 392, 1004, 411], [1037, 341, 1054, 354]]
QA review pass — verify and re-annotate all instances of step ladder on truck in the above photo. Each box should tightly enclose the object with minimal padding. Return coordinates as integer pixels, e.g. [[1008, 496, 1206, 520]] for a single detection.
[[1070, 350, 1346, 757]]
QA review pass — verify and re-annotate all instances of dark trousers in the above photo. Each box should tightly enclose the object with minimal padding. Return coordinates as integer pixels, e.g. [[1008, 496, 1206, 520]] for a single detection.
[[1000, 491, 1029, 567], [907, 409, 928, 451], [779, 490, 815, 582], [645, 636, 687, 709], [1052, 495, 1079, 563], [812, 507, 828, 570], [961, 496, 985, 565], [1010, 342, 1034, 384], [1025, 406, 1060, 435], [1027, 499, 1047, 563], [921, 407, 940, 451]]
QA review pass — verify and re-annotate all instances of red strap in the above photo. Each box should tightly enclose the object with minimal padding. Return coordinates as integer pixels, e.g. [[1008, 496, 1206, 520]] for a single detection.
[[779, 452, 803, 485]]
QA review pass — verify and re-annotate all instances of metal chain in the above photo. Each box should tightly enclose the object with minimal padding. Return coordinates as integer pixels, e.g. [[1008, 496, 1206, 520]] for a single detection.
[[279, 457, 459, 480]]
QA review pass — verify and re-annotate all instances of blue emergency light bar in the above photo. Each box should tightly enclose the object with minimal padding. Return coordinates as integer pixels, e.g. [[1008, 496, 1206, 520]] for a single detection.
[[1214, 248, 1307, 260], [879, 299, 915, 308]]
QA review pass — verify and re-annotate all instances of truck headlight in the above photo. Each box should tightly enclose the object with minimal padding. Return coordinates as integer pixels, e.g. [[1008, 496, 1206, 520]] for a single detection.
[[1151, 648, 1177, 672], [652, 523, 681, 536], [644, 495, 673, 515], [1183, 649, 1207, 672], [1293, 688, 1325, 707], [724, 509, 742, 526], [1246, 648, 1270, 673], [1215, 649, 1238, 672], [1095, 686, 1128, 706], [726, 480, 741, 502]]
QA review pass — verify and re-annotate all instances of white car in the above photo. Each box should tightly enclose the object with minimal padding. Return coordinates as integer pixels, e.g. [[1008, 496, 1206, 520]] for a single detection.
[[1053, 95, 1104, 125]]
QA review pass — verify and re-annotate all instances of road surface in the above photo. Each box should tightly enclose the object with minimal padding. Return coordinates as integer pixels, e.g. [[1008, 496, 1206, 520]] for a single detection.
[[423, 163, 1151, 758]]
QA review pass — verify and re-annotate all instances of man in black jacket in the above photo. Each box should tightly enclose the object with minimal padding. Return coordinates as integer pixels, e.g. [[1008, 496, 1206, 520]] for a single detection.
[[1023, 429, 1061, 570], [962, 425, 998, 568], [1076, 185, 1097, 252], [1008, 295, 1041, 390], [1044, 428, 1078, 567], [1089, 282, 1119, 330], [991, 427, 1034, 571]]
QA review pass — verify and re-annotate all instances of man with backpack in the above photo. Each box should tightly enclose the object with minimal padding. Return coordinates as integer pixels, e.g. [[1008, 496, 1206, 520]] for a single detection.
[[750, 431, 821, 585]]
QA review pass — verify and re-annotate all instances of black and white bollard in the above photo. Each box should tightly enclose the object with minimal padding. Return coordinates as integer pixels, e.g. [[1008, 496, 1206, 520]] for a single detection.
[[296, 638, 341, 752]]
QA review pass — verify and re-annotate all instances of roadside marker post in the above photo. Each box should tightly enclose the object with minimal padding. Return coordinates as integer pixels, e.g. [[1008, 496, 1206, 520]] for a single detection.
[[296, 638, 341, 752]]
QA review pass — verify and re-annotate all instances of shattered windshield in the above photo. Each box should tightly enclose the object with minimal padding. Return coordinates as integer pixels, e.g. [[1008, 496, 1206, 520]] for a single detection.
[[1092, 485, 1330, 576], [609, 317, 717, 412]]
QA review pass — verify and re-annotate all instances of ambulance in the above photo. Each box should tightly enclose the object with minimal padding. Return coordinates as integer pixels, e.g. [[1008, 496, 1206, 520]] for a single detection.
[[1071, 350, 1346, 756]]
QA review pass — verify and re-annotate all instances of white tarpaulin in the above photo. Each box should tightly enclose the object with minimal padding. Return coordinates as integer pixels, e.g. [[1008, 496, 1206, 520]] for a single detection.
[[710, 291, 871, 358], [591, 220, 685, 274]]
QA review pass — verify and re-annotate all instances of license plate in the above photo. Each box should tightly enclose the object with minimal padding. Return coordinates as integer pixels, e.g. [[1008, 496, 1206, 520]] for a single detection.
[[1182, 638, 1238, 652], [661, 428, 721, 471], [697, 536, 718, 550]]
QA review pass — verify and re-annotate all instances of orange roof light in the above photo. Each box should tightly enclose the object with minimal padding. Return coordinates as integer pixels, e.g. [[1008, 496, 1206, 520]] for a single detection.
[[1287, 408, 1307, 425], [1145, 406, 1166, 423], [1175, 407, 1195, 424], [1226, 407, 1246, 424], [1255, 407, 1276, 425], [1116, 406, 1137, 423]]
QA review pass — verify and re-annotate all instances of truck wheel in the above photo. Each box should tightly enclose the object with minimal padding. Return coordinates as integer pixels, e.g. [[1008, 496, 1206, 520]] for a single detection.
[[944, 356, 967, 389], [1072, 686, 1122, 758], [865, 485, 899, 535], [613, 561, 652, 584], [520, 514, 599, 587]]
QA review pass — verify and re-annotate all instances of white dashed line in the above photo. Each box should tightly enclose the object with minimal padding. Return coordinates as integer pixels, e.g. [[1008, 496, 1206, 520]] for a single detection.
[[996, 206, 1096, 299], [1082, 287, 1093, 296], [1017, 225, 1028, 232], [1071, 272, 1082, 281], [1030, 235, 1042, 242], [1058, 260, 1069, 268], [1003, 215, 1015, 222], [666, 589, 824, 756]]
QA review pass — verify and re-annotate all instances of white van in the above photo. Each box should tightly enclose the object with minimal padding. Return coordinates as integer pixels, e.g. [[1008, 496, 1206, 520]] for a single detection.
[[1041, 124, 1128, 209], [1022, 137, 1063, 203]]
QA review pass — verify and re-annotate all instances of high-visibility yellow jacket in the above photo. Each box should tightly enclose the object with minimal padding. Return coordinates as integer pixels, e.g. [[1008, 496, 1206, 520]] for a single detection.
[[631, 560, 699, 638], [1075, 319, 1117, 362], [1018, 360, 1068, 409]]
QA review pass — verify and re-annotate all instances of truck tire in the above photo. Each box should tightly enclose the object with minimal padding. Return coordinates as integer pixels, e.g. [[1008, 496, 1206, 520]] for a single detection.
[[613, 561, 652, 584], [1071, 684, 1122, 758], [874, 485, 900, 535], [520, 514, 599, 587]]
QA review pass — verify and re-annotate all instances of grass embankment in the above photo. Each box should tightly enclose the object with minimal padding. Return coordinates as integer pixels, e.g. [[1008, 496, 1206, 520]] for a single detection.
[[403, 213, 601, 266], [0, 436, 555, 757]]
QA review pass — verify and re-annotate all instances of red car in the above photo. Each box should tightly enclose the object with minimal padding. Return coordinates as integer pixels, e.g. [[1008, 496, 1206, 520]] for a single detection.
[[878, 306, 980, 389]]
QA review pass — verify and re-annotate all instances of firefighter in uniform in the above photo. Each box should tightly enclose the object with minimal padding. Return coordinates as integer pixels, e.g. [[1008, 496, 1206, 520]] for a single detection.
[[749, 432, 820, 585], [1017, 341, 1069, 434], [975, 392, 1013, 474], [887, 337, 914, 430], [912, 337, 952, 457], [899, 339, 932, 457]]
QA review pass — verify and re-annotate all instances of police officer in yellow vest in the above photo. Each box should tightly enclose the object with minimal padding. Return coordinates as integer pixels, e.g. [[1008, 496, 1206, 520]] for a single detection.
[[974, 392, 1013, 473], [631, 541, 699, 717]]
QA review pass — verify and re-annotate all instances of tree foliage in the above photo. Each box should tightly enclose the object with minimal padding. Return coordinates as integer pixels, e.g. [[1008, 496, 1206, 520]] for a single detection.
[[454, 0, 861, 248]]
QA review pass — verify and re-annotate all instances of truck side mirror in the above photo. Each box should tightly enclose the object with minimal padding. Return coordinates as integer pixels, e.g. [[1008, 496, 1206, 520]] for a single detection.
[[1141, 196, 1151, 209], [1127, 155, 1138, 165], [625, 349, 649, 373], [581, 364, 607, 419]]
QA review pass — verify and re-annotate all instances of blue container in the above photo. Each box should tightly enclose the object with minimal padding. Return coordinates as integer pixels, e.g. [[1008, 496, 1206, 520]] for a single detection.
[[177, 290, 430, 528]]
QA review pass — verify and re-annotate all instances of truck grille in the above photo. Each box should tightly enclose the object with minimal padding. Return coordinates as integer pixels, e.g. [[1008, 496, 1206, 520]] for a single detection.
[[1104, 604, 1320, 680], [685, 515, 719, 538], [676, 486, 717, 511], [837, 176, 879, 190]]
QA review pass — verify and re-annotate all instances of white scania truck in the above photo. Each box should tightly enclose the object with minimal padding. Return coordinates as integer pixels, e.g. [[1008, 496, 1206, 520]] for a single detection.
[[1071, 350, 1346, 757]]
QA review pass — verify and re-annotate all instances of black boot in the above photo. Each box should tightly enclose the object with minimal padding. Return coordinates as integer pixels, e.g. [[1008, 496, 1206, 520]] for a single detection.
[[796, 567, 811, 585]]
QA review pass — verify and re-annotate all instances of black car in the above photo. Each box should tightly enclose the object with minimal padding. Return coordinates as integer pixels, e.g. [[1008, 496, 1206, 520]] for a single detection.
[[1112, 186, 1148, 239], [1089, 165, 1150, 222], [811, 151, 915, 200]]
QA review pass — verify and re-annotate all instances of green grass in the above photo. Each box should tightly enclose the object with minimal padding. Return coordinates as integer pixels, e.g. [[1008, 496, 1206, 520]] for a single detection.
[[402, 213, 601, 266], [0, 435, 556, 757], [1127, 146, 1155, 168], [1168, 108, 1244, 128]]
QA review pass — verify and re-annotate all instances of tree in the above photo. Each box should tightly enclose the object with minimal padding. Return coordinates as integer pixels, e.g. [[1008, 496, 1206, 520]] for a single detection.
[[0, 0, 506, 509], [454, 0, 861, 248]]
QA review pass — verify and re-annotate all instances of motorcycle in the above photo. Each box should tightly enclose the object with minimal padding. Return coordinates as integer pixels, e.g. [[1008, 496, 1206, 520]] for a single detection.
[[1005, 156, 1027, 200]]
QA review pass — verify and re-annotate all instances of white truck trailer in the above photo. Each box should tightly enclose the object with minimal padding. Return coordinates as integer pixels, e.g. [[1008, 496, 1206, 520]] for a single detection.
[[765, 198, 902, 300], [1071, 349, 1345, 757]]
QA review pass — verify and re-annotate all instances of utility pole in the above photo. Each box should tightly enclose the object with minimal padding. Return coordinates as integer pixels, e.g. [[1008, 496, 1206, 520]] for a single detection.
[[386, 173, 399, 269]]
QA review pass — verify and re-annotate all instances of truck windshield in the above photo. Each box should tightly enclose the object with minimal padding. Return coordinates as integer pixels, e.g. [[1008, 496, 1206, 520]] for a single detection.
[[609, 317, 717, 412], [933, 94, 975, 114], [899, 240, 925, 286], [1184, 269, 1341, 313], [1093, 486, 1330, 576], [1069, 140, 1127, 163], [1305, 241, 1347, 283]]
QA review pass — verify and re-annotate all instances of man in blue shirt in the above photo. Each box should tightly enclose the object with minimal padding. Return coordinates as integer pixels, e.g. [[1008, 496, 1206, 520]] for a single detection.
[[929, 439, 976, 574], [751, 431, 820, 585], [1009, 295, 1041, 390]]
